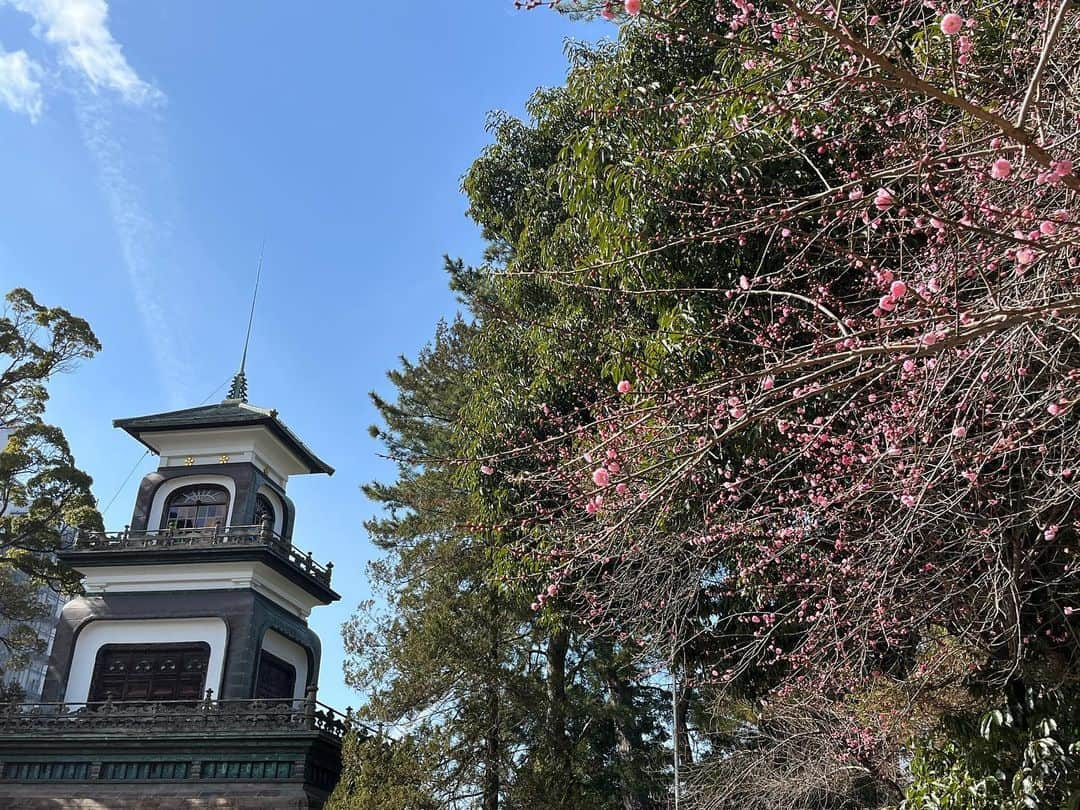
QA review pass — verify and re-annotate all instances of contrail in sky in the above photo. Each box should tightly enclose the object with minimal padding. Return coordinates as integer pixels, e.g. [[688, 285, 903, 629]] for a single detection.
[[0, 0, 188, 404], [75, 91, 190, 405]]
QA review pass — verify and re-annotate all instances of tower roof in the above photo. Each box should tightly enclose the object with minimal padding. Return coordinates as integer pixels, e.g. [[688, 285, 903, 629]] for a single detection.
[[114, 401, 334, 476]]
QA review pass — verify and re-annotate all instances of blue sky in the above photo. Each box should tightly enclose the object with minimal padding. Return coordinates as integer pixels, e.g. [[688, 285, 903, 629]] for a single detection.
[[0, 1, 601, 710]]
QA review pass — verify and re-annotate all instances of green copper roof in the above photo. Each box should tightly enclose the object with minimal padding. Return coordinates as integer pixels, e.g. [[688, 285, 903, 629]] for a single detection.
[[113, 401, 334, 476]]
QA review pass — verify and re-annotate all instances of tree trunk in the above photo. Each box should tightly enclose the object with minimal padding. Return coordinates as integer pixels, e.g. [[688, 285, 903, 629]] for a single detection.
[[604, 661, 648, 810], [675, 682, 693, 768], [547, 627, 571, 774], [482, 595, 501, 810]]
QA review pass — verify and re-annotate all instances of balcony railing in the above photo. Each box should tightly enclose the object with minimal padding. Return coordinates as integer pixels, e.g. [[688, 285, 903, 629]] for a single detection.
[[0, 693, 354, 741], [69, 525, 333, 586]]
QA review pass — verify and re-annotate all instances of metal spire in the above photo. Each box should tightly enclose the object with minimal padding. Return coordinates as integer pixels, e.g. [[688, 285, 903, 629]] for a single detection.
[[226, 243, 263, 402]]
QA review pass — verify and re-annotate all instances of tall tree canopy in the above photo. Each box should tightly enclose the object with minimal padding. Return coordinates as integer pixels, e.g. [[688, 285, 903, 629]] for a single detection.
[[333, 313, 669, 809], [0, 288, 102, 677], [340, 0, 1080, 806]]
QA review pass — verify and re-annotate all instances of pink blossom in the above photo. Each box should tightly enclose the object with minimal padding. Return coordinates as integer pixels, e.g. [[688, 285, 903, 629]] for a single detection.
[[962, 469, 978, 483], [586, 500, 599, 515], [902, 359, 916, 373], [878, 295, 896, 312], [616, 483, 629, 495], [607, 461, 621, 473], [624, 0, 641, 15], [592, 467, 611, 487], [939, 13, 963, 34], [899, 494, 917, 507], [1054, 159, 1074, 177], [873, 188, 894, 211], [617, 379, 632, 394], [730, 407, 746, 419], [1066, 607, 1076, 617], [951, 425, 967, 438], [480, 464, 494, 476], [990, 158, 1012, 179], [739, 275, 750, 290], [1048, 403, 1063, 416], [889, 280, 907, 299], [868, 14, 880, 24], [761, 375, 775, 390], [1040, 220, 1058, 235], [547, 584, 559, 596], [1015, 247, 1036, 265], [600, 4, 615, 20], [922, 332, 939, 346], [1044, 525, 1059, 541]]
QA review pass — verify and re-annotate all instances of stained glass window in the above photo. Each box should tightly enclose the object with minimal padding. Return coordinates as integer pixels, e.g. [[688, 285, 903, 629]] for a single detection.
[[162, 485, 229, 531]]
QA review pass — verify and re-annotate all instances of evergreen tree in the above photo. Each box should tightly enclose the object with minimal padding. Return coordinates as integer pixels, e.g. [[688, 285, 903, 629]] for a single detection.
[[340, 304, 670, 808], [0, 288, 101, 676]]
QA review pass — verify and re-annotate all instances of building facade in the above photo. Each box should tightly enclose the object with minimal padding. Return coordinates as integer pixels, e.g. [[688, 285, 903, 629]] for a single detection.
[[0, 393, 351, 809], [0, 428, 66, 702], [0, 572, 64, 701]]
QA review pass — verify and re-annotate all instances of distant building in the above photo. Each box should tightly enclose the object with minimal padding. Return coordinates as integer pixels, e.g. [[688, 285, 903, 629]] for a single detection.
[[0, 425, 66, 701], [0, 572, 64, 701]]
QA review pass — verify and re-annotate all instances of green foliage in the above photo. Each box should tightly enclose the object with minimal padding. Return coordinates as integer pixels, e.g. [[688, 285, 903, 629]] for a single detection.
[[901, 685, 1080, 810], [344, 5, 1080, 807], [341, 14, 771, 808], [327, 732, 441, 810], [0, 288, 101, 673], [341, 293, 671, 806]]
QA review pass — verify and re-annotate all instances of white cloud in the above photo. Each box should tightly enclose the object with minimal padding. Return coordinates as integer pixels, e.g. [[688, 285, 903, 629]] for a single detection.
[[3, 0, 161, 105], [0, 46, 43, 120], [0, 1, 181, 403]]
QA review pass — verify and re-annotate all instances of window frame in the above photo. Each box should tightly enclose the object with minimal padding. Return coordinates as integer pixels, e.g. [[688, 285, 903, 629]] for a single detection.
[[254, 493, 277, 530], [160, 484, 230, 531]]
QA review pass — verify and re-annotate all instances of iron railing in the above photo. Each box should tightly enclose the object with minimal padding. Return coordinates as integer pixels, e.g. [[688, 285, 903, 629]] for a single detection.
[[69, 525, 333, 586], [0, 692, 352, 740]]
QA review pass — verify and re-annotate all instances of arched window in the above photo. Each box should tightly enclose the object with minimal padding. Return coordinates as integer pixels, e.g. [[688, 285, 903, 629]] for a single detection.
[[254, 493, 276, 529], [162, 485, 229, 531]]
